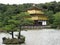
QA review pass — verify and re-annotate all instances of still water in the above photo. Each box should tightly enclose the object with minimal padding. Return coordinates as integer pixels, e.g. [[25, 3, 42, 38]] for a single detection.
[[0, 29, 60, 45]]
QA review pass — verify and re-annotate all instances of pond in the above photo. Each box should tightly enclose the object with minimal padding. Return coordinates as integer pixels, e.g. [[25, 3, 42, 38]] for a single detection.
[[0, 29, 60, 45]]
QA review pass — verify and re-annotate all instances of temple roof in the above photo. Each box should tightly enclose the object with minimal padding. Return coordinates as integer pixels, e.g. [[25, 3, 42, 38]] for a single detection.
[[27, 4, 42, 10]]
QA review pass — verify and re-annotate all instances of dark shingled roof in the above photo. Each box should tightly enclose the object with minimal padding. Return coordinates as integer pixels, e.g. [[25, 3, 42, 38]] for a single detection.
[[27, 6, 42, 10]]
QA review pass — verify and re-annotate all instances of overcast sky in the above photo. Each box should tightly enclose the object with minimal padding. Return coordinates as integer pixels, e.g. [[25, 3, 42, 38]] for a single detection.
[[0, 0, 60, 4]]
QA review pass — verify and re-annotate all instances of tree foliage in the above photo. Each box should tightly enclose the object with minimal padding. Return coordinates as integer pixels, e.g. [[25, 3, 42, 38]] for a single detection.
[[0, 12, 34, 38], [0, 1, 60, 29], [45, 11, 54, 24], [52, 12, 60, 28]]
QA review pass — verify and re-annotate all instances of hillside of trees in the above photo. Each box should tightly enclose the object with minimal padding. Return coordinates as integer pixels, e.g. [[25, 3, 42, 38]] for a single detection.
[[0, 1, 60, 29]]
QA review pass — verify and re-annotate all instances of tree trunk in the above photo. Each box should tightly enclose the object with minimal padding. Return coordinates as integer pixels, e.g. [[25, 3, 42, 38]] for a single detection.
[[11, 31, 14, 39], [18, 31, 21, 39], [18, 26, 21, 39]]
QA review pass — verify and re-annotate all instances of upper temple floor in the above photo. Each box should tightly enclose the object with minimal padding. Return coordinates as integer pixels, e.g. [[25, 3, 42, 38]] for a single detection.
[[27, 6, 44, 14]]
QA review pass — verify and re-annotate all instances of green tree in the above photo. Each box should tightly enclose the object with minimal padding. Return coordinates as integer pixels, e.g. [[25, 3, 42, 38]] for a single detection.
[[11, 12, 34, 39], [2, 12, 33, 39], [53, 12, 60, 28], [45, 11, 54, 24], [3, 24, 16, 38]]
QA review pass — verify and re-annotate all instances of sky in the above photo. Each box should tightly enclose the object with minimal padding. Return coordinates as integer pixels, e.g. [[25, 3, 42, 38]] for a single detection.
[[0, 0, 60, 4]]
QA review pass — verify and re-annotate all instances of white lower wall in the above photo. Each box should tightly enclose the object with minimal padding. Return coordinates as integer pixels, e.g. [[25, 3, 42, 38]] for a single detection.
[[42, 21, 47, 25]]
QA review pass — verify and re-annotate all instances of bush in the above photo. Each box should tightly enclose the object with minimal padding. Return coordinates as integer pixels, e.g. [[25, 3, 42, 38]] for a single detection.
[[2, 35, 25, 44], [51, 24, 57, 28]]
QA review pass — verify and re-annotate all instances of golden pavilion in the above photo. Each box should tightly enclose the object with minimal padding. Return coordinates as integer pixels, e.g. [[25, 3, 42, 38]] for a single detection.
[[26, 5, 48, 26]]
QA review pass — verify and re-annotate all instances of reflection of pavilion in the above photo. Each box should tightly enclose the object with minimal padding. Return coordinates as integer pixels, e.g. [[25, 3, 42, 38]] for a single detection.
[[27, 5, 48, 26]]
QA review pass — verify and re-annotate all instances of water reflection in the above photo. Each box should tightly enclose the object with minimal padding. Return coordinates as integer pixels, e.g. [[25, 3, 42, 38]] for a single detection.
[[0, 29, 60, 45]]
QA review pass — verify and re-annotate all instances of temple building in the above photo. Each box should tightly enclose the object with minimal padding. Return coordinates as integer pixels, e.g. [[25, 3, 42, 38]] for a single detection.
[[26, 5, 48, 26]]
